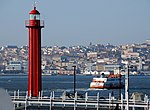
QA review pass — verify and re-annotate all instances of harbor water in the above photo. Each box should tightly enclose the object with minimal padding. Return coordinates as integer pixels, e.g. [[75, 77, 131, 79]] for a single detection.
[[0, 74, 150, 98]]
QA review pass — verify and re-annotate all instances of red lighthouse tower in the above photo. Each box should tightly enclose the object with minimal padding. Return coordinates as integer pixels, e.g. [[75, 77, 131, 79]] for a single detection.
[[25, 5, 44, 97]]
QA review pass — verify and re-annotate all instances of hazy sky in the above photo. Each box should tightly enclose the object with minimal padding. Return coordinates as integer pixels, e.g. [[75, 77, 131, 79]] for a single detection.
[[0, 0, 150, 47]]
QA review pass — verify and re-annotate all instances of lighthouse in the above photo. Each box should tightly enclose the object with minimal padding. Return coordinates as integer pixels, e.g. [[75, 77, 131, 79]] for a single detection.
[[25, 5, 44, 97]]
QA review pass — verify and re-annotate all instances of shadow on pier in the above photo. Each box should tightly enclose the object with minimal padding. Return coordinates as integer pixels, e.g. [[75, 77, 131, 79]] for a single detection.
[[16, 106, 118, 110]]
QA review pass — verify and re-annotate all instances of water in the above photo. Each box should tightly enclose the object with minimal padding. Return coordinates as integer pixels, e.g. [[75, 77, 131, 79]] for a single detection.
[[0, 75, 150, 98]]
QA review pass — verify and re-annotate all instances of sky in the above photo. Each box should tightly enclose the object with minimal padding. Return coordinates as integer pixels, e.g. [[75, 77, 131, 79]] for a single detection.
[[0, 0, 150, 47]]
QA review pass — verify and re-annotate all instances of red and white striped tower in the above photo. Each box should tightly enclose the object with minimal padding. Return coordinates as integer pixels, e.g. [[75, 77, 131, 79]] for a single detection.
[[25, 5, 44, 97]]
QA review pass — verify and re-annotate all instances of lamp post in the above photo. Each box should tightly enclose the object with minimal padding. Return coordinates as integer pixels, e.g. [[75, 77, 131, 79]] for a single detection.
[[72, 66, 76, 95], [125, 65, 130, 110], [119, 66, 122, 100]]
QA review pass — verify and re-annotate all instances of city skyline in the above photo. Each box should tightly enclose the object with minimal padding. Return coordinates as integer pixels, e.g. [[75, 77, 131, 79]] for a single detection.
[[0, 0, 150, 47]]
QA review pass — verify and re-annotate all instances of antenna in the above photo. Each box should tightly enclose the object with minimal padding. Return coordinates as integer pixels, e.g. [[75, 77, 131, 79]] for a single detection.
[[34, 1, 36, 10]]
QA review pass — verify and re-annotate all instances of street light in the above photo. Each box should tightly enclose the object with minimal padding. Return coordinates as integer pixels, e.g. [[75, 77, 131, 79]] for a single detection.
[[125, 65, 130, 110], [118, 66, 122, 100], [72, 65, 76, 95]]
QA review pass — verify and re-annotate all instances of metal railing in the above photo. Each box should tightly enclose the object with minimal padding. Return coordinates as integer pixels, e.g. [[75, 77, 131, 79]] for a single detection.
[[25, 20, 44, 27], [11, 90, 150, 110]]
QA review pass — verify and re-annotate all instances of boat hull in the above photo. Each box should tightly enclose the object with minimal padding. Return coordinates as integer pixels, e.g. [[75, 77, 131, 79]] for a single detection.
[[90, 75, 124, 89]]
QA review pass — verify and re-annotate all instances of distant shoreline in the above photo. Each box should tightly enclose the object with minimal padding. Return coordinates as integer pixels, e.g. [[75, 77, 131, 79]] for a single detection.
[[0, 73, 150, 76], [0, 73, 28, 76]]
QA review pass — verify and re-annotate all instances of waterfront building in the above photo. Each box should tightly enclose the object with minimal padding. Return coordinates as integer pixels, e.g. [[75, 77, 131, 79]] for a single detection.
[[87, 52, 98, 59], [104, 64, 120, 73], [6, 61, 22, 71], [95, 62, 105, 72], [3, 60, 25, 73]]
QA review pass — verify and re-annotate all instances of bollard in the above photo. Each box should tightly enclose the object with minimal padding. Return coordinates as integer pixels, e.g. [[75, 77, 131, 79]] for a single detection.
[[97, 92, 99, 110], [121, 93, 124, 110], [49, 92, 52, 110]]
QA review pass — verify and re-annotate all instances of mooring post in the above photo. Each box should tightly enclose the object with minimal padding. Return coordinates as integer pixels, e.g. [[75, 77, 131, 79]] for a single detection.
[[74, 92, 77, 110], [111, 91, 114, 110], [52, 91, 55, 100], [121, 93, 123, 110], [85, 92, 88, 102], [17, 90, 20, 107], [13, 103, 16, 110], [25, 95, 28, 110], [49, 92, 52, 110], [144, 95, 149, 110], [14, 91, 16, 99], [62, 91, 66, 101], [147, 99, 149, 110], [109, 92, 111, 109], [97, 92, 99, 110], [17, 90, 19, 99], [13, 91, 16, 110], [63, 91, 66, 107], [85, 92, 88, 108]]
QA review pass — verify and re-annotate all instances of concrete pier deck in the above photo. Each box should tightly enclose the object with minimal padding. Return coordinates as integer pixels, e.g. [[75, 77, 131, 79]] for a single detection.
[[11, 91, 150, 110]]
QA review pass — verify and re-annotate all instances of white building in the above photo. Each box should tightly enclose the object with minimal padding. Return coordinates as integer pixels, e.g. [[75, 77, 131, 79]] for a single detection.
[[104, 64, 121, 74], [6, 61, 22, 71]]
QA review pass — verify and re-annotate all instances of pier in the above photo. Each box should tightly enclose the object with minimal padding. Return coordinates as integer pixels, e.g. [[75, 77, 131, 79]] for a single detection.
[[11, 91, 150, 110]]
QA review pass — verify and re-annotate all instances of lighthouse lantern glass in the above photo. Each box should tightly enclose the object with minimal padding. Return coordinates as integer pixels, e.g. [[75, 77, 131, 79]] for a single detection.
[[30, 14, 40, 20]]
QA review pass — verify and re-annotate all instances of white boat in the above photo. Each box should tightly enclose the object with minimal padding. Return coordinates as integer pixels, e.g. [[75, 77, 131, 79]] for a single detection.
[[90, 73, 124, 89]]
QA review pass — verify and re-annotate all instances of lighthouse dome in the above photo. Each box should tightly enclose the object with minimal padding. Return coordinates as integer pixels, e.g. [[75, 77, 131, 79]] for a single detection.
[[29, 9, 40, 14]]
